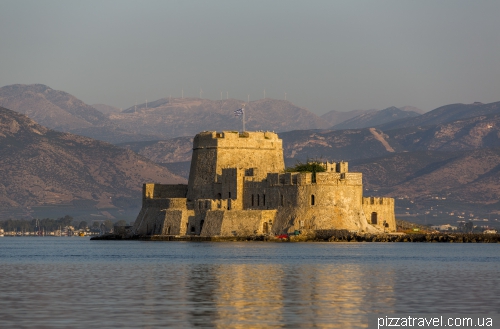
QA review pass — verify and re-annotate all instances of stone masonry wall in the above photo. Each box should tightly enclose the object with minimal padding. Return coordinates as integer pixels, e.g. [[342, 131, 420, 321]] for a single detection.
[[362, 197, 396, 232], [200, 210, 277, 236], [144, 183, 188, 199], [187, 131, 284, 201]]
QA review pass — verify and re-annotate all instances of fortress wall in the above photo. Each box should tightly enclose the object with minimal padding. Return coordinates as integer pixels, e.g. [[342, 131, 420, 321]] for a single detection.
[[199, 211, 225, 236], [200, 210, 277, 236], [141, 198, 188, 209], [344, 173, 362, 185], [267, 173, 280, 186], [315, 172, 341, 184], [243, 183, 273, 210], [144, 183, 188, 199], [187, 131, 284, 200], [314, 172, 362, 185], [132, 207, 165, 235], [187, 147, 218, 200], [162, 208, 194, 235], [297, 172, 312, 185], [271, 183, 379, 234], [362, 197, 396, 232], [221, 168, 244, 210], [195, 199, 229, 211], [132, 197, 191, 235]]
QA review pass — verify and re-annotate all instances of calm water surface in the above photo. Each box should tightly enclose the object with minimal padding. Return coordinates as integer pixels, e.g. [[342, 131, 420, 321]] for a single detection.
[[0, 238, 498, 328]]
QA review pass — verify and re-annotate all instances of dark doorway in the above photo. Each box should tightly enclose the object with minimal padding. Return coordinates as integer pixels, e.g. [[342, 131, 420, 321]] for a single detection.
[[371, 212, 378, 225], [263, 222, 269, 234]]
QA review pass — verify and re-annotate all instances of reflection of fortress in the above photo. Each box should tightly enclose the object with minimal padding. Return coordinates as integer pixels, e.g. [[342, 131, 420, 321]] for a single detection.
[[132, 131, 395, 236]]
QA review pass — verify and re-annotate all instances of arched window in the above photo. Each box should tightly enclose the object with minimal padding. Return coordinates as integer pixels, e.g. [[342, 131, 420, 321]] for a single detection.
[[311, 194, 315, 206], [371, 212, 378, 225]]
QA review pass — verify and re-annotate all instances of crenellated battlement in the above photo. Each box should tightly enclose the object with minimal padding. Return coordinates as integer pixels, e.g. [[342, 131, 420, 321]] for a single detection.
[[195, 198, 229, 211], [362, 197, 394, 205], [320, 161, 348, 173], [265, 170, 362, 186], [193, 131, 281, 150]]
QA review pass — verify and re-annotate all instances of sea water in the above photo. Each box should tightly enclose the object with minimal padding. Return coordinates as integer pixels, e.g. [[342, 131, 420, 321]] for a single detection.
[[0, 237, 498, 328]]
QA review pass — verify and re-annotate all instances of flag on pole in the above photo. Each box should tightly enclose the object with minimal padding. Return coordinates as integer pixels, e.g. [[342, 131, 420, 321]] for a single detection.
[[234, 108, 244, 116]]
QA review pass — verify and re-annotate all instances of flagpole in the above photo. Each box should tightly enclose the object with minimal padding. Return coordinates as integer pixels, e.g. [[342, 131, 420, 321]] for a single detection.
[[242, 106, 245, 132]]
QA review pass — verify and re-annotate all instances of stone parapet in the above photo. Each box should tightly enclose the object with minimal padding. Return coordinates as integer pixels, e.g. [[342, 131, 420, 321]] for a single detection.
[[143, 183, 187, 199]]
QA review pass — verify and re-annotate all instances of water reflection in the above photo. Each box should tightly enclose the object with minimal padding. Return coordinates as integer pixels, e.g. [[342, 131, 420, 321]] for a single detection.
[[179, 263, 396, 329], [1, 240, 499, 329]]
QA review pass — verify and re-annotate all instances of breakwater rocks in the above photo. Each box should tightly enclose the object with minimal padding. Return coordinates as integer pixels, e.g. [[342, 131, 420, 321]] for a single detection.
[[91, 231, 500, 243], [289, 230, 500, 243]]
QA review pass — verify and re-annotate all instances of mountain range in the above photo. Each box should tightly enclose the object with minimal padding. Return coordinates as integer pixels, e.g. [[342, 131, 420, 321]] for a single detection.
[[0, 106, 184, 219], [0, 84, 425, 142], [2, 83, 500, 227], [330, 106, 420, 130], [0, 84, 159, 143]]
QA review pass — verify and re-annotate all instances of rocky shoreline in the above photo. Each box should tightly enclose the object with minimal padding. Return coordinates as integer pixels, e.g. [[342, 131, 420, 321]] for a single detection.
[[91, 230, 500, 243]]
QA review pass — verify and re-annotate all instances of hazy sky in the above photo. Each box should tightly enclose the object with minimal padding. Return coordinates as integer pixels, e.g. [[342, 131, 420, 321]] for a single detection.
[[1, 0, 499, 114]]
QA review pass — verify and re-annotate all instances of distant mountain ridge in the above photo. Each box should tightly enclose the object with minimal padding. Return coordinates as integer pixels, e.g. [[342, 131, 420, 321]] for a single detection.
[[351, 148, 500, 206], [0, 106, 185, 217], [92, 104, 122, 115], [0, 84, 160, 143], [319, 109, 377, 127], [112, 97, 327, 139], [377, 101, 500, 130], [331, 106, 421, 130]]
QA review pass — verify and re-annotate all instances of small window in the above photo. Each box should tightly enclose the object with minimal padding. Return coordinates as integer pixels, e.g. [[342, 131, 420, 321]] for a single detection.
[[191, 226, 195, 233], [228, 192, 231, 199], [311, 194, 315, 206], [280, 194, 284, 207], [251, 194, 254, 206], [257, 194, 260, 206], [263, 194, 266, 206]]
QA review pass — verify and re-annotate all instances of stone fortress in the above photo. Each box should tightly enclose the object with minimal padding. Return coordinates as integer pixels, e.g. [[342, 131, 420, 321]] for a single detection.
[[132, 131, 395, 237]]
